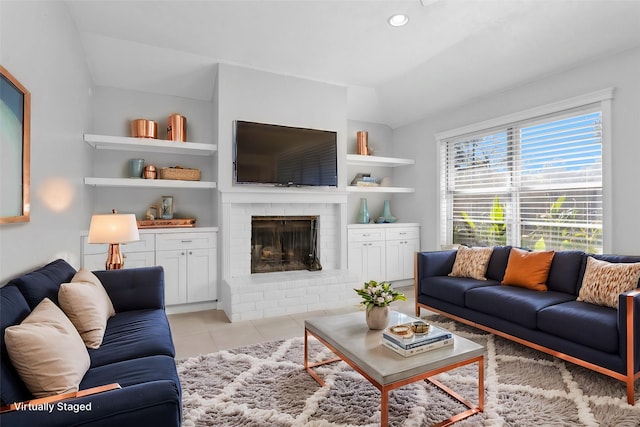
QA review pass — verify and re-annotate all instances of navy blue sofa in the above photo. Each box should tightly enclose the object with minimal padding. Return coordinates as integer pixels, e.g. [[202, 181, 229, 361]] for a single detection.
[[415, 247, 640, 404], [0, 259, 181, 426]]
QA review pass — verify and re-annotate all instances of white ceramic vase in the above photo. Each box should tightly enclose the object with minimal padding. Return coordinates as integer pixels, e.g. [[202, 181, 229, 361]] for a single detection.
[[366, 305, 390, 330]]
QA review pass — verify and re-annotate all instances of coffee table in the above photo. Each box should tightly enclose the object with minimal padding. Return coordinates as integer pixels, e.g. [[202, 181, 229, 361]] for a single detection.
[[304, 311, 484, 427]]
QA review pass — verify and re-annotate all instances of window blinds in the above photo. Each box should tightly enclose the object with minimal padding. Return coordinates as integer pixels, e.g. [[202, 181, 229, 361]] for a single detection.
[[441, 106, 603, 253]]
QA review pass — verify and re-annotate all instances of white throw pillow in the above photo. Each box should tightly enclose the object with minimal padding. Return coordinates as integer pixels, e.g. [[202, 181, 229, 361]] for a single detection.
[[59, 268, 115, 349], [4, 298, 91, 398]]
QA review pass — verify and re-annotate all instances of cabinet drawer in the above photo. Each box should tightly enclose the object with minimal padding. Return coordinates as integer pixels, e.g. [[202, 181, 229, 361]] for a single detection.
[[348, 228, 385, 242], [156, 232, 215, 251], [82, 233, 155, 255], [385, 227, 420, 241]]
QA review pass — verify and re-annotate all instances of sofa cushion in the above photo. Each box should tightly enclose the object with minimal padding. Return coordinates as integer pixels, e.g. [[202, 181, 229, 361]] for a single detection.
[[421, 276, 500, 307], [0, 284, 33, 405], [502, 248, 555, 291], [449, 246, 493, 280], [4, 298, 91, 398], [466, 285, 575, 329], [485, 246, 512, 282], [538, 301, 618, 353], [546, 251, 585, 295], [577, 257, 640, 309], [89, 309, 176, 368], [9, 259, 76, 309], [59, 268, 116, 349], [80, 355, 181, 392]]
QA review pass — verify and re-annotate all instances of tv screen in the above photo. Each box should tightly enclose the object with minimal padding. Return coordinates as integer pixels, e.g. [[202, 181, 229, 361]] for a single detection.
[[234, 120, 338, 187]]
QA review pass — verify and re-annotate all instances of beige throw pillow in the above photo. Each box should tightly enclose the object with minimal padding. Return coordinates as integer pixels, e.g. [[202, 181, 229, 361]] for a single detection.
[[577, 257, 640, 309], [4, 298, 91, 398], [448, 246, 494, 280], [59, 268, 115, 349]]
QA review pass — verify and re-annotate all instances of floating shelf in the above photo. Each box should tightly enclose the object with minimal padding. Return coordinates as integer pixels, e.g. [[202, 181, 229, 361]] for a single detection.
[[346, 154, 415, 167], [84, 177, 217, 189], [346, 186, 415, 193], [84, 134, 217, 156]]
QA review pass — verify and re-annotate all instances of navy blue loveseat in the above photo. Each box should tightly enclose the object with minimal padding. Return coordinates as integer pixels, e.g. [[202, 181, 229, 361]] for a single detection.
[[415, 247, 640, 404], [0, 259, 181, 426]]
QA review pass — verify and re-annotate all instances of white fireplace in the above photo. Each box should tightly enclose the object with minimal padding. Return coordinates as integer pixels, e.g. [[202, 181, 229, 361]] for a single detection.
[[219, 189, 360, 321]]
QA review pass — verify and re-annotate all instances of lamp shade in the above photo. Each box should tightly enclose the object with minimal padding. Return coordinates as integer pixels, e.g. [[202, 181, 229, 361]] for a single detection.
[[88, 213, 140, 244]]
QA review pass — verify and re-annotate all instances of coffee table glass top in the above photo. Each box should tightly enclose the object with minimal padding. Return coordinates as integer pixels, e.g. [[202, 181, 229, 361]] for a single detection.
[[305, 311, 485, 385]]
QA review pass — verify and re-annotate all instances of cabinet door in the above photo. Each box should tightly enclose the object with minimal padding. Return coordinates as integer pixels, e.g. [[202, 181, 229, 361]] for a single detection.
[[186, 248, 216, 303], [156, 249, 188, 305], [385, 239, 404, 282], [364, 241, 385, 283], [123, 251, 155, 269], [401, 239, 420, 279], [348, 242, 366, 283]]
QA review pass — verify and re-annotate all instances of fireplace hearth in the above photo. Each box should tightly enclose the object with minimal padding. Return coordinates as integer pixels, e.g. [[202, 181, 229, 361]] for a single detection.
[[251, 216, 322, 273]]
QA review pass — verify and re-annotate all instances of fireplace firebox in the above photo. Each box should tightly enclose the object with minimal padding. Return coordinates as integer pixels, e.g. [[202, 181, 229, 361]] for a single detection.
[[251, 216, 322, 273]]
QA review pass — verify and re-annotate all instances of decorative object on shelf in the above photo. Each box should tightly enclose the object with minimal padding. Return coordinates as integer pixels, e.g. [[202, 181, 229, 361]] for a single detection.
[[354, 280, 407, 330], [161, 196, 174, 219], [358, 198, 370, 224], [167, 113, 186, 142], [381, 200, 397, 223], [351, 173, 378, 187], [136, 218, 196, 229], [159, 166, 201, 181], [0, 65, 30, 224], [87, 209, 140, 270], [380, 176, 392, 187], [145, 205, 157, 220], [129, 158, 144, 178], [143, 164, 157, 179], [131, 119, 158, 139], [357, 131, 370, 155]]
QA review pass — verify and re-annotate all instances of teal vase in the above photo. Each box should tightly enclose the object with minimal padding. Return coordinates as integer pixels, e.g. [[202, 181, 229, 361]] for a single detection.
[[358, 198, 370, 224], [382, 200, 392, 219]]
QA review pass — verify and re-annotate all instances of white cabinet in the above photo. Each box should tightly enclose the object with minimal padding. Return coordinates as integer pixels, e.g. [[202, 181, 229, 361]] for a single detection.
[[81, 233, 156, 271], [81, 228, 218, 309], [156, 231, 217, 305], [348, 228, 386, 284], [348, 224, 420, 283], [385, 227, 420, 282]]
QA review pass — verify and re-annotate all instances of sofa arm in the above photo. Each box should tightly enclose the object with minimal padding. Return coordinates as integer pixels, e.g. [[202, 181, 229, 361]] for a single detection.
[[416, 250, 457, 280], [94, 267, 165, 312], [618, 289, 640, 373], [0, 381, 180, 427]]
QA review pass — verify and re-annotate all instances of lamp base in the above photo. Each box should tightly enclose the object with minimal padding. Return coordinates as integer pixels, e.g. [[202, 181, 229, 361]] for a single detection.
[[105, 243, 125, 270]]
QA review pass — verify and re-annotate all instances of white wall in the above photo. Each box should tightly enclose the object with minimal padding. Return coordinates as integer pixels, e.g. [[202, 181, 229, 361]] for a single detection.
[[392, 46, 640, 255], [0, 1, 93, 281]]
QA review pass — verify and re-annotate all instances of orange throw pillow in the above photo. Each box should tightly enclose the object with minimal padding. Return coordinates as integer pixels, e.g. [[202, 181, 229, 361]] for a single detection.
[[501, 248, 555, 291]]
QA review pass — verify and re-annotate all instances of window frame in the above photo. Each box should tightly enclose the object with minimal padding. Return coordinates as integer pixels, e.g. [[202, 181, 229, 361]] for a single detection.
[[436, 88, 614, 252]]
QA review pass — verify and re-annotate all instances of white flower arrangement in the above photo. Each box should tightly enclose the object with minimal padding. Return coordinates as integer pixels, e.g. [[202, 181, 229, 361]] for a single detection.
[[354, 280, 407, 308]]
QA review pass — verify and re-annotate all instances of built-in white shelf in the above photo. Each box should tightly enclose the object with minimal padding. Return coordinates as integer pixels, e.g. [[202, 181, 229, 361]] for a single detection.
[[346, 186, 415, 193], [84, 133, 217, 156], [84, 177, 217, 189], [346, 154, 415, 167]]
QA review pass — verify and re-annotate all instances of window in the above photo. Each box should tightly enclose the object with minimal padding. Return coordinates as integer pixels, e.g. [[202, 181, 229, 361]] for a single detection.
[[439, 91, 612, 253]]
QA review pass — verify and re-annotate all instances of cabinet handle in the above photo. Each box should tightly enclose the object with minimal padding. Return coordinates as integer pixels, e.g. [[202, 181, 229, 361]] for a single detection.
[[181, 252, 185, 256], [181, 240, 193, 243], [362, 233, 370, 237], [189, 251, 193, 255], [399, 232, 407, 235]]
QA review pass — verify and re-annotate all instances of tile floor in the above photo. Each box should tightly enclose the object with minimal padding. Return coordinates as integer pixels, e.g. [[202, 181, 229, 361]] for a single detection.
[[168, 285, 416, 359]]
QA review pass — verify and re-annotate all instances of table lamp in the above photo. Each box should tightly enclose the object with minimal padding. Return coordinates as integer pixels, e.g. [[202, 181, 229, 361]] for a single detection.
[[88, 209, 140, 270]]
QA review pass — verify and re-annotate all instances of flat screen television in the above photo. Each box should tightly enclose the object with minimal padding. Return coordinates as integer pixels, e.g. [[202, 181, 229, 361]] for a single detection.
[[233, 120, 338, 187]]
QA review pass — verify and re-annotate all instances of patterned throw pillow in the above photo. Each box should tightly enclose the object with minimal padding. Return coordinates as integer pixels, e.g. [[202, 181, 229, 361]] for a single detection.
[[577, 257, 640, 309], [449, 246, 494, 280]]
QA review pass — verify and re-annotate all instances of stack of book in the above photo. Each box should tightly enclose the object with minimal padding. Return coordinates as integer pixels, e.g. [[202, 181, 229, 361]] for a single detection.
[[382, 321, 453, 357]]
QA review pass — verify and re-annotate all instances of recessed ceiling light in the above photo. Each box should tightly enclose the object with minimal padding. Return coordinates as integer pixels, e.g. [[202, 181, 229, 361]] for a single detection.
[[388, 14, 409, 27]]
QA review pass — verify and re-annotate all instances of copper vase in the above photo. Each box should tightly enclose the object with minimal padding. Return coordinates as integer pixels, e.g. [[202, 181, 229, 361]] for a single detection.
[[357, 131, 369, 155], [167, 113, 186, 142]]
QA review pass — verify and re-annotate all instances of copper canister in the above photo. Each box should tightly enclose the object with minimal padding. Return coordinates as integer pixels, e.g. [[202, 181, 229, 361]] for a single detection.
[[167, 113, 186, 142], [131, 119, 158, 138], [357, 131, 369, 155], [143, 164, 157, 179]]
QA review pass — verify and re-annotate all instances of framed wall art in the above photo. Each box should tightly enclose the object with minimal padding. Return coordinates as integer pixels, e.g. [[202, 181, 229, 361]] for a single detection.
[[1, 65, 30, 223]]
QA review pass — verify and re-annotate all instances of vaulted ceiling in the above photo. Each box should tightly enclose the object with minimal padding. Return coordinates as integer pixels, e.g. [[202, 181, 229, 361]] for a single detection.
[[65, 0, 640, 128]]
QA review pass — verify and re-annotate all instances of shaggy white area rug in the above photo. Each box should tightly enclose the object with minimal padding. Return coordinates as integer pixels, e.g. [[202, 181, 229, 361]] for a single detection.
[[176, 315, 640, 426]]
